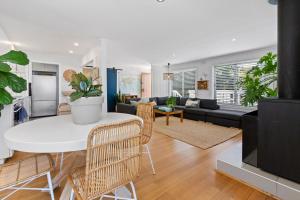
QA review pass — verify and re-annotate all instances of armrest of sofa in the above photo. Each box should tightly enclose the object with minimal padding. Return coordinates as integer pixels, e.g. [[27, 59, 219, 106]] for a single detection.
[[116, 103, 137, 115]]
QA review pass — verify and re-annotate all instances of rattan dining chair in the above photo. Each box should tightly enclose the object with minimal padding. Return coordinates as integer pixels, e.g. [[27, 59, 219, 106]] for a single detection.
[[68, 119, 143, 200], [136, 103, 156, 175], [0, 154, 55, 200]]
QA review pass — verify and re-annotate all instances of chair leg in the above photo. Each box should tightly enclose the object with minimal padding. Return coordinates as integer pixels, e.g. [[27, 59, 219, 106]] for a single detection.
[[145, 144, 156, 175], [130, 182, 137, 200], [59, 152, 64, 175], [46, 172, 55, 200], [70, 189, 74, 200]]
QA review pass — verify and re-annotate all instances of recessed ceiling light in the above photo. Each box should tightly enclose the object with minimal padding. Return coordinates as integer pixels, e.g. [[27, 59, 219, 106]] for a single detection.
[[157, 0, 165, 3], [69, 50, 74, 54], [232, 38, 237, 42], [73, 42, 79, 47]]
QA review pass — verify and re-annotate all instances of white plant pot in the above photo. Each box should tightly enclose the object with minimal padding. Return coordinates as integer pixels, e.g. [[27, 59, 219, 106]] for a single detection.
[[68, 96, 104, 125]]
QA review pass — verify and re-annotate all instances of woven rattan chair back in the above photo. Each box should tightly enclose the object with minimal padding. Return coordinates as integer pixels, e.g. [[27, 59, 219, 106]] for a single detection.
[[137, 103, 153, 144], [83, 119, 143, 200]]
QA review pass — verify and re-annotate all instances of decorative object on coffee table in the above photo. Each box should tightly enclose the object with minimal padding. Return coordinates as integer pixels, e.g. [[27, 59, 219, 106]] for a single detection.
[[153, 109, 183, 126], [166, 96, 176, 110], [66, 72, 103, 124]]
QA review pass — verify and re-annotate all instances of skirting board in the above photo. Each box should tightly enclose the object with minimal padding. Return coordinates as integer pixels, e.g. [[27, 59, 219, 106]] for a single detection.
[[216, 144, 300, 200]]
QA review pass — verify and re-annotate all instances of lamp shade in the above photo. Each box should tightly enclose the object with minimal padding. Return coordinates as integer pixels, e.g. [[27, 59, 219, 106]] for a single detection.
[[163, 72, 174, 80]]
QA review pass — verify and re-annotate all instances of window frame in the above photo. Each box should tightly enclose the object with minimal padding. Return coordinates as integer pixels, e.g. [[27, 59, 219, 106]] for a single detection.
[[213, 60, 258, 106], [172, 68, 197, 98]]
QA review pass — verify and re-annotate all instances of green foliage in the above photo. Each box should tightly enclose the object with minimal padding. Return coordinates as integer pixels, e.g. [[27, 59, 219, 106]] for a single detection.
[[69, 72, 102, 102], [239, 52, 278, 106], [115, 90, 123, 103], [0, 50, 29, 117], [166, 96, 177, 108]]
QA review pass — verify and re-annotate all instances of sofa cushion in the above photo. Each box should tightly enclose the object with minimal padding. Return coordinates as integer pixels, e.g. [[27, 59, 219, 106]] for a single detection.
[[157, 97, 168, 105], [175, 97, 181, 105], [200, 99, 219, 110], [174, 105, 185, 110], [185, 99, 200, 108], [180, 97, 189, 106], [206, 109, 246, 121], [185, 108, 206, 115], [125, 98, 141, 104], [149, 97, 158, 103]]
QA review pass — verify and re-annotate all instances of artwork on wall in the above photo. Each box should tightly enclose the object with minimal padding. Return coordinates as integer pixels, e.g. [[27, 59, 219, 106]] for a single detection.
[[197, 80, 208, 90], [118, 73, 141, 96]]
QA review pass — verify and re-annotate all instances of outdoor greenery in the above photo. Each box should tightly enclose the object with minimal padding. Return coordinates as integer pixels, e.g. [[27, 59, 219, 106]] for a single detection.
[[166, 96, 177, 108], [0, 50, 29, 117], [69, 72, 102, 102], [239, 52, 278, 106]]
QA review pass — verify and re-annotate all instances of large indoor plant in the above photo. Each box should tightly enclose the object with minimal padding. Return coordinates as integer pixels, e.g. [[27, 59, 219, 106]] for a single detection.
[[239, 52, 278, 106], [67, 72, 103, 124], [0, 50, 29, 117]]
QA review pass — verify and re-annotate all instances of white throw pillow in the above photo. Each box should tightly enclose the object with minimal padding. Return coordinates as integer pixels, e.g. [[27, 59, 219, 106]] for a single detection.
[[185, 99, 200, 108]]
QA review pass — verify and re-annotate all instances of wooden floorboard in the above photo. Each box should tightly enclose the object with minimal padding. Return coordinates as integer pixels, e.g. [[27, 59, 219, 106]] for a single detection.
[[0, 131, 276, 200]]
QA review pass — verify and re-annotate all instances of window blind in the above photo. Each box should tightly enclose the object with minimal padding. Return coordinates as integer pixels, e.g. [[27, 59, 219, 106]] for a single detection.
[[172, 70, 196, 97], [214, 62, 256, 105]]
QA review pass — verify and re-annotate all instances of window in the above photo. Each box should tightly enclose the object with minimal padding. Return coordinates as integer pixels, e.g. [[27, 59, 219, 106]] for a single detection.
[[172, 70, 196, 97], [214, 62, 256, 105]]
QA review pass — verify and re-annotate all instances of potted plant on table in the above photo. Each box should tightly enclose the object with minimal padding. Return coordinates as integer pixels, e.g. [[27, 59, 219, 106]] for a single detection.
[[166, 96, 177, 111], [67, 72, 103, 124], [0, 50, 29, 117]]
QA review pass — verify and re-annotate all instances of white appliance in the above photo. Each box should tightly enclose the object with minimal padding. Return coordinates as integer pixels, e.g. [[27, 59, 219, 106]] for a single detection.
[[31, 71, 57, 117]]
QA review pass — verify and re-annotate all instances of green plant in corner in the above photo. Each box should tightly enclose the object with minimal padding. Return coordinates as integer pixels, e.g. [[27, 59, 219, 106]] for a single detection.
[[69, 72, 102, 102], [166, 96, 176, 108], [239, 52, 278, 106], [115, 90, 123, 103], [0, 50, 29, 117]]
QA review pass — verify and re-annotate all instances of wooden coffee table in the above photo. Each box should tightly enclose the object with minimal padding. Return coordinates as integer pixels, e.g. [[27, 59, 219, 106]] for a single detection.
[[153, 109, 183, 126]]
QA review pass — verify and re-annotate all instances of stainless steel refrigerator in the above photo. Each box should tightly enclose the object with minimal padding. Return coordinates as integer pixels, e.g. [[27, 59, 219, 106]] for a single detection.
[[31, 71, 58, 117]]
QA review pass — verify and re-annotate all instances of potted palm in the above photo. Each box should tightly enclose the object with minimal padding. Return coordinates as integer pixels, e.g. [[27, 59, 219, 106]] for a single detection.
[[0, 50, 29, 117], [67, 72, 103, 124]]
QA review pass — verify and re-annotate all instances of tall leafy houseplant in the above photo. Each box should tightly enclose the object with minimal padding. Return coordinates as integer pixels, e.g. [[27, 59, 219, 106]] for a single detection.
[[69, 72, 102, 102], [239, 52, 278, 106], [0, 50, 29, 117]]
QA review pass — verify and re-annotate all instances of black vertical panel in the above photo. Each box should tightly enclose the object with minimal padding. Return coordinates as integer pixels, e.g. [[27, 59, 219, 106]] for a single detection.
[[258, 99, 300, 183]]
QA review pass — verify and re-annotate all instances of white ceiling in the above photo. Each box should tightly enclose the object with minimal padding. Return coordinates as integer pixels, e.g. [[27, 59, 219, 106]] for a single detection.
[[0, 0, 277, 66]]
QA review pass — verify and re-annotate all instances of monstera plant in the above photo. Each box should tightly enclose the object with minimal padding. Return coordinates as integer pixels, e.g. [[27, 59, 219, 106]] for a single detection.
[[239, 52, 278, 106], [0, 50, 29, 117]]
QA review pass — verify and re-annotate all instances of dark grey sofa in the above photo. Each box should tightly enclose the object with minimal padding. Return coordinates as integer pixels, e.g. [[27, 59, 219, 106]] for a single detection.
[[116, 96, 247, 128]]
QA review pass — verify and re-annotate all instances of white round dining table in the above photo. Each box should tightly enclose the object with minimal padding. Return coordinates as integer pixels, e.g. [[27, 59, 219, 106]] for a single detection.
[[4, 112, 142, 153]]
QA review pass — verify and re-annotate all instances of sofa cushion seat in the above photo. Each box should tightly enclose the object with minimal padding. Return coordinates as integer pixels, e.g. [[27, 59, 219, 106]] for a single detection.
[[173, 105, 185, 110], [184, 108, 206, 115], [206, 109, 245, 121]]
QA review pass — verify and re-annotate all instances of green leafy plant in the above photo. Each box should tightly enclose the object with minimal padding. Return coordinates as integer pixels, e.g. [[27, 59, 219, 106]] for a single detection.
[[239, 52, 278, 106], [69, 72, 102, 102], [0, 50, 29, 117], [115, 90, 123, 103], [166, 96, 177, 108]]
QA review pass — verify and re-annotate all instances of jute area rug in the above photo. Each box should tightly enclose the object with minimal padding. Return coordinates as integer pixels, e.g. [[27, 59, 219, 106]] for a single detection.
[[153, 117, 242, 149]]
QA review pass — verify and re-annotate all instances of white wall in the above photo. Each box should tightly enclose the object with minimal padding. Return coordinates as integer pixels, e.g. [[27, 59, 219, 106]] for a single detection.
[[152, 46, 277, 98], [27, 51, 82, 103], [151, 65, 169, 97], [0, 25, 11, 54]]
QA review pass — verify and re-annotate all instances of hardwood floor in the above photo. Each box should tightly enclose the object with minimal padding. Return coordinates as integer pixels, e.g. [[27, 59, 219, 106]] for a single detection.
[[0, 131, 276, 200]]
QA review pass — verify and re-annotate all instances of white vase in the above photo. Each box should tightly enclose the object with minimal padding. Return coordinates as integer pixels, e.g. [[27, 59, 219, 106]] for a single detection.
[[69, 96, 104, 125]]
